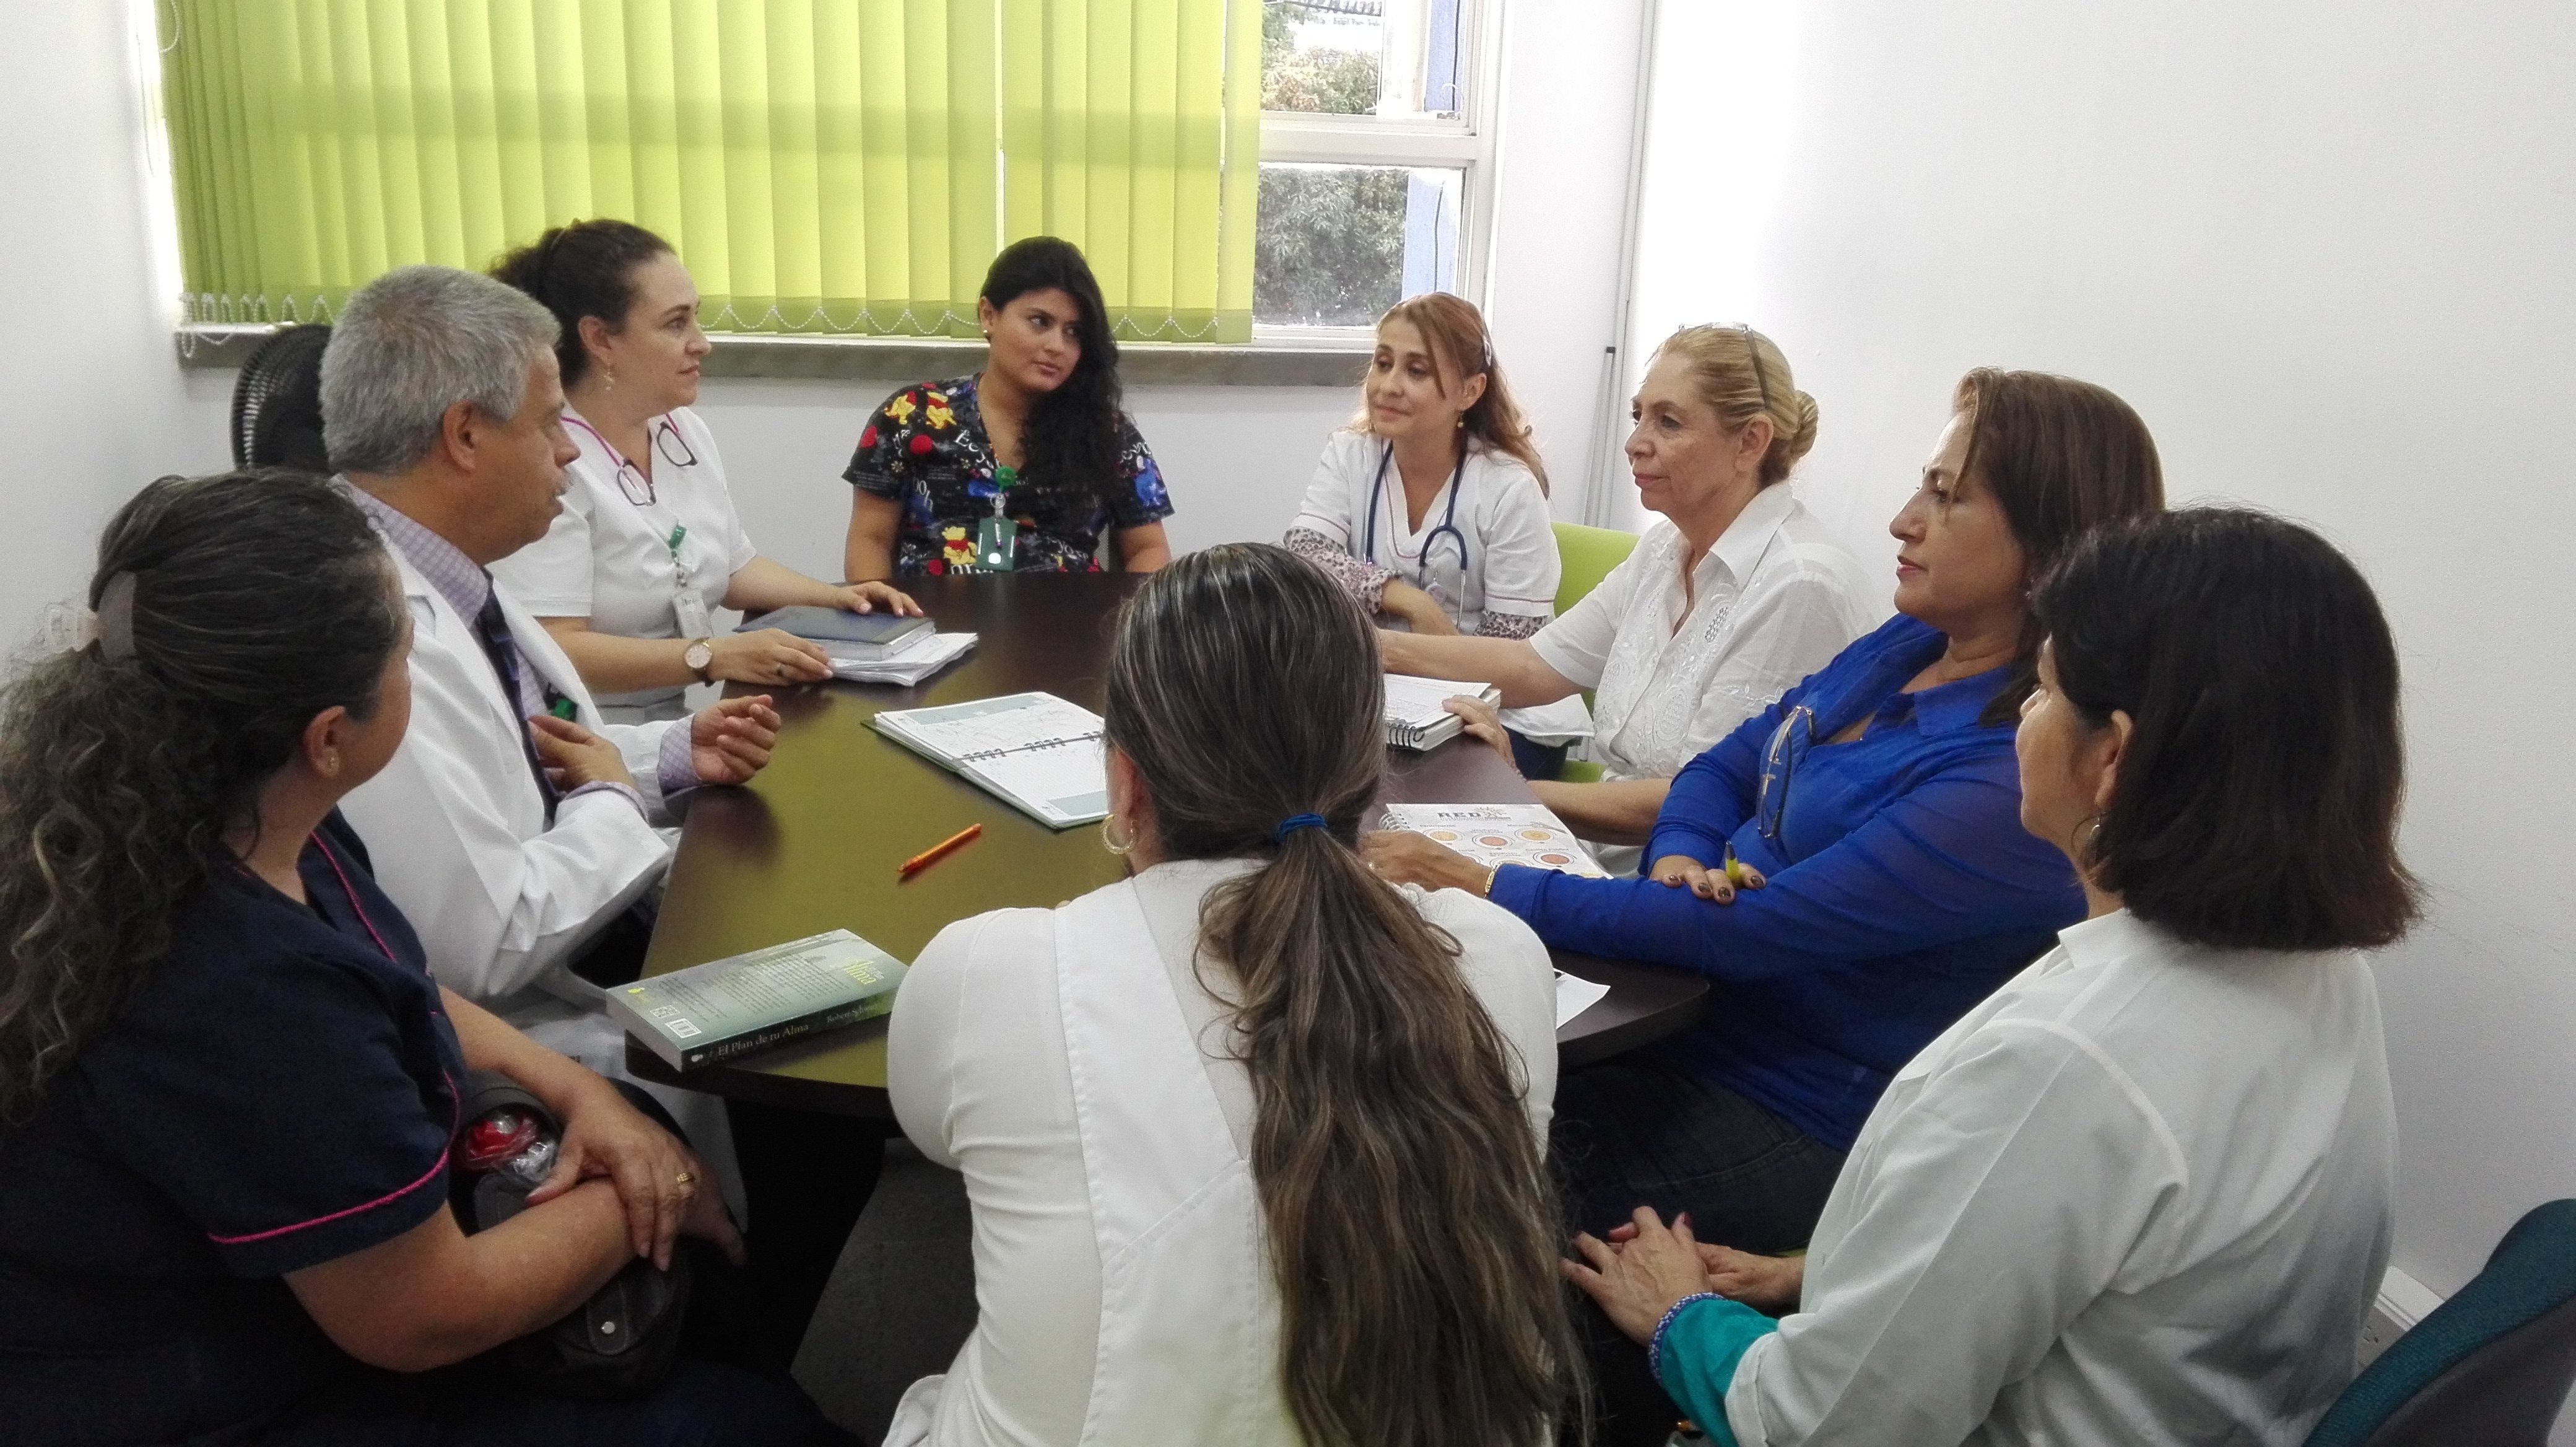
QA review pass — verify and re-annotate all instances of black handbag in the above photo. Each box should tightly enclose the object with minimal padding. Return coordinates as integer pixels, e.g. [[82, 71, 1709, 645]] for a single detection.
[[451, 1070, 692, 1401]]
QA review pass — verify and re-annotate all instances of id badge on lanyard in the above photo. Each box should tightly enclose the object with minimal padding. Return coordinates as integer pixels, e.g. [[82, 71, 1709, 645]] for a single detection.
[[973, 466, 1019, 572], [666, 523, 713, 637]]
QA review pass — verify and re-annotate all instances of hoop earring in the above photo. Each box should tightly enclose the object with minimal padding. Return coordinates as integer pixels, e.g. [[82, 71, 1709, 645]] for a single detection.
[[1101, 816, 1131, 857], [2076, 815, 2107, 868]]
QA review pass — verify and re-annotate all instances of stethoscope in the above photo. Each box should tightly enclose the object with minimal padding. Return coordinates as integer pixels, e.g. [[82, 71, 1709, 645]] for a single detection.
[[1362, 441, 1470, 587]]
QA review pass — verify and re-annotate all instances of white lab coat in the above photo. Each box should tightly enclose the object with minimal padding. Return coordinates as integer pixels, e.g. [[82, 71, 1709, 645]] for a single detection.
[[881, 859, 1559, 1446], [340, 544, 677, 1067], [490, 406, 759, 724], [1292, 432, 1592, 744], [1723, 909, 2395, 1446]]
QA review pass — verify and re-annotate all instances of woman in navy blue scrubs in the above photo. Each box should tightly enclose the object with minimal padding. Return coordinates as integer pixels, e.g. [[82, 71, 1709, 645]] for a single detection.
[[0, 474, 845, 1446]]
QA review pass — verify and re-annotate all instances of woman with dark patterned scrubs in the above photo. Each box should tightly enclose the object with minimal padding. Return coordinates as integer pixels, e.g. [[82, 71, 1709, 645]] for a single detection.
[[843, 237, 1174, 579]]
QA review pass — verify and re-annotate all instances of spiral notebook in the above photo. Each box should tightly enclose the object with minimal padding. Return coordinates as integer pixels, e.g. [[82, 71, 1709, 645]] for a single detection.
[[869, 691, 1110, 829], [1383, 674, 1503, 751]]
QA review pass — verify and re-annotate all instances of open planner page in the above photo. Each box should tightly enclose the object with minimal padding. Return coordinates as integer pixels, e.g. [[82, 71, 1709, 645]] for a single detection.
[[874, 691, 1103, 767], [962, 737, 1110, 828]]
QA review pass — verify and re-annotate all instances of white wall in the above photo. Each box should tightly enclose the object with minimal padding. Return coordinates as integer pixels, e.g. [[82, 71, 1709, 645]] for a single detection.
[[0, 4, 230, 648], [1630, 0, 2576, 1405], [1484, 0, 1650, 518]]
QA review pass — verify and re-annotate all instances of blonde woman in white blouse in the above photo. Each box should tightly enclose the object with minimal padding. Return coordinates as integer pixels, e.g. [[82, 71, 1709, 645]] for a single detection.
[[1383, 325, 1872, 871]]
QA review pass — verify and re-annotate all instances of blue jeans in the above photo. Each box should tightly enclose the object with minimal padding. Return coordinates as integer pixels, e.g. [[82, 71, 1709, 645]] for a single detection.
[[1551, 1056, 1846, 1249], [1505, 727, 1570, 782], [1554, 1058, 1848, 1446]]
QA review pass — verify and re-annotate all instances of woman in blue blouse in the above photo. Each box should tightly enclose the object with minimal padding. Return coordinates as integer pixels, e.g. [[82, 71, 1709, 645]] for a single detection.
[[1368, 369, 2165, 1253], [0, 475, 842, 1446], [843, 237, 1175, 579]]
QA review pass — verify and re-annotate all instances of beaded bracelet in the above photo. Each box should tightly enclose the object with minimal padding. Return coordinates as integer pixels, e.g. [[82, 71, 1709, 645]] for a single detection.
[[1647, 1291, 1720, 1386]]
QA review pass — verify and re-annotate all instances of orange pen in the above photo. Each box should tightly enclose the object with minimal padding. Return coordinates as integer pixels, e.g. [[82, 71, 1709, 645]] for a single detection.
[[898, 823, 982, 878]]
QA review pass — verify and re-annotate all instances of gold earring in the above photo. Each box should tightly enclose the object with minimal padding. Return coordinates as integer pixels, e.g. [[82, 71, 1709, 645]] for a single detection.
[[1101, 816, 1131, 856], [603, 364, 616, 394]]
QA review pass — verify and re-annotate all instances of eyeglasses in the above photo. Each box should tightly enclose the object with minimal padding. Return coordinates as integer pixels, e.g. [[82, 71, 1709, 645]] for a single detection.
[[1754, 704, 1814, 841], [1734, 323, 1772, 412], [606, 417, 702, 508]]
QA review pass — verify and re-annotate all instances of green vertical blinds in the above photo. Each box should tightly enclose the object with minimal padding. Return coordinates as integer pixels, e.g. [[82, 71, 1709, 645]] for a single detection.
[[159, 1, 1260, 341]]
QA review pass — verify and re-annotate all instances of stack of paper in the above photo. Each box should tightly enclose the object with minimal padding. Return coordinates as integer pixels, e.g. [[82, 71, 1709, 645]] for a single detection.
[[1375, 802, 1609, 878], [825, 630, 977, 686], [1382, 673, 1503, 750], [871, 691, 1109, 828]]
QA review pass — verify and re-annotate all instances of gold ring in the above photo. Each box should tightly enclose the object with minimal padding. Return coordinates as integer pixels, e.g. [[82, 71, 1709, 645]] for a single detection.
[[674, 1170, 695, 1186]]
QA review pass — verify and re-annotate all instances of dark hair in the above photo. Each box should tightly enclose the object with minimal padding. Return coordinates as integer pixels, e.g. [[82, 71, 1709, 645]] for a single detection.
[[1952, 367, 2166, 724], [2034, 508, 2419, 950], [1103, 544, 1575, 1447], [491, 219, 674, 388], [981, 237, 1126, 511], [0, 473, 402, 1123]]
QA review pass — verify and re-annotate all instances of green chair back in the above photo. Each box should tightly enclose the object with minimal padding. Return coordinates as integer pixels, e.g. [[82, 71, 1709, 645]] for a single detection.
[[1553, 521, 1640, 616], [1549, 522, 1640, 785]]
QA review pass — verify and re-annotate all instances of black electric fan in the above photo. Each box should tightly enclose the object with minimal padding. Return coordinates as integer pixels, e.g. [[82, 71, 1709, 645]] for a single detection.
[[228, 324, 333, 472]]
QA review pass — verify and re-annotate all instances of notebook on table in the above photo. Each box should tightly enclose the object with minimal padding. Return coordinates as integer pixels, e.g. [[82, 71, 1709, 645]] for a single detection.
[[739, 605, 933, 660], [870, 691, 1110, 829], [1382, 674, 1505, 751]]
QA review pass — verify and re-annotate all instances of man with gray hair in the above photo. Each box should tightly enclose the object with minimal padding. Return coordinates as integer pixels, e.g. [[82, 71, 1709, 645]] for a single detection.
[[324, 264, 879, 1366], [328, 263, 777, 1048]]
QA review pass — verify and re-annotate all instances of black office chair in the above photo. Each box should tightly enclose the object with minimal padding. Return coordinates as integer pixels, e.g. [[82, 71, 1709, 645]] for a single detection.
[[2302, 1199, 2576, 1446], [228, 323, 333, 472]]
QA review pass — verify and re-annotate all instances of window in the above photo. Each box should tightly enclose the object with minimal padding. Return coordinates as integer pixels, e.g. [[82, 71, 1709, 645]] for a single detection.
[[153, 1, 1263, 343], [1253, 0, 1493, 335]]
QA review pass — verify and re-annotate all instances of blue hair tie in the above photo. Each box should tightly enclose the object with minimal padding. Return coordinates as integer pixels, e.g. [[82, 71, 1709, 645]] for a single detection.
[[1273, 813, 1328, 842]]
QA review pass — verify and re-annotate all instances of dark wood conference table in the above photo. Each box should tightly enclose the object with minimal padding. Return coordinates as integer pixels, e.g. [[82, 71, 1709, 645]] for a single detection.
[[629, 571, 1707, 1117]]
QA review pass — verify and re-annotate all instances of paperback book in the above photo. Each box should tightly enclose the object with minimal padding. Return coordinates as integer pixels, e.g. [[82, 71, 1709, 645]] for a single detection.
[[611, 929, 908, 1072]]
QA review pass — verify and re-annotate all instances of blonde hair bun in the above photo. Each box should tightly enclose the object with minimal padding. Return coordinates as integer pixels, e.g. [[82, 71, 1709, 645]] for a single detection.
[[1783, 390, 1822, 465]]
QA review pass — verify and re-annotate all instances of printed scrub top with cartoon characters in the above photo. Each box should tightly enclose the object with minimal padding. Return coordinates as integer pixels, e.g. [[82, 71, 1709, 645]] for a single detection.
[[843, 374, 1174, 575]]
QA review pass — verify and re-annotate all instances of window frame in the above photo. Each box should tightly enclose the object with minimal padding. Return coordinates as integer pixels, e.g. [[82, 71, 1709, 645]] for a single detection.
[[1253, 0, 1505, 341]]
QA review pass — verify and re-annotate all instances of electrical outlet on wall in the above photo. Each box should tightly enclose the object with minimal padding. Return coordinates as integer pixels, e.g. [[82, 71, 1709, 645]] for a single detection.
[[2357, 1269, 2446, 1370]]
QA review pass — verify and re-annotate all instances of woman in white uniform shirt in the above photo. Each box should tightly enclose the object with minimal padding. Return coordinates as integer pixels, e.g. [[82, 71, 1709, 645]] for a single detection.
[[491, 220, 916, 722], [884, 544, 1574, 1447], [1284, 293, 1589, 777], [1382, 326, 1873, 872], [1566, 509, 2414, 1446]]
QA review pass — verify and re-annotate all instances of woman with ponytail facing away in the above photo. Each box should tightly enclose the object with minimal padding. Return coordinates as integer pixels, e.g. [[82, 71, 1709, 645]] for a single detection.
[[882, 544, 1574, 1447]]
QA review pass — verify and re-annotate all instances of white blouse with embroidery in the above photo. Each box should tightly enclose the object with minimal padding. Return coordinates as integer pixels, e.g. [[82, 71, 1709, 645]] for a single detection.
[[1531, 484, 1875, 782]]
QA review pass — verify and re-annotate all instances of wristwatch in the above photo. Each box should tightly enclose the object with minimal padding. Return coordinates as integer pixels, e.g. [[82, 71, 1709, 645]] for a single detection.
[[684, 638, 713, 683]]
